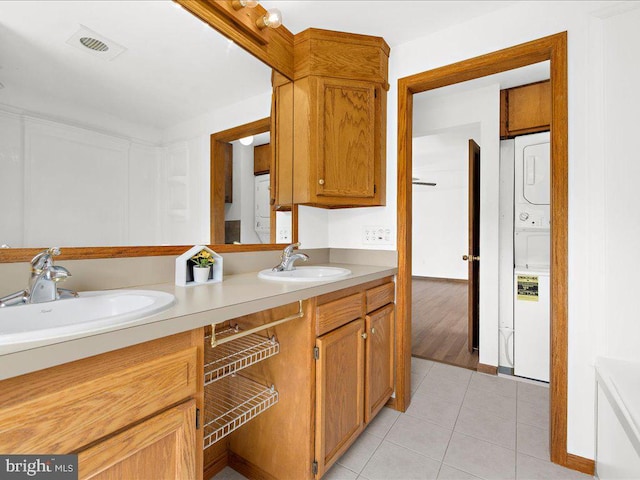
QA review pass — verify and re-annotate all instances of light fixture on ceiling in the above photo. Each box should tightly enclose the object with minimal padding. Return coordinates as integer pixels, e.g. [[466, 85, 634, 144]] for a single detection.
[[232, 0, 258, 9], [256, 9, 283, 29], [239, 135, 254, 146]]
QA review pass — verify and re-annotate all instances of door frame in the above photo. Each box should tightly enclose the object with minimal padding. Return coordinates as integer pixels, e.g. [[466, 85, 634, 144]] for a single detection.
[[467, 139, 481, 353], [395, 32, 584, 472]]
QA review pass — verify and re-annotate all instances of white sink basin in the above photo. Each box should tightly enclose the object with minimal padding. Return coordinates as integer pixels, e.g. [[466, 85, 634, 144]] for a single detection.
[[258, 266, 351, 282], [0, 290, 176, 346]]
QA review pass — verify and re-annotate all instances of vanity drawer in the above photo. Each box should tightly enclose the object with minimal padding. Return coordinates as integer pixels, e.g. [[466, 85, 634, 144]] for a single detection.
[[0, 334, 198, 454], [366, 282, 394, 313], [316, 293, 364, 336]]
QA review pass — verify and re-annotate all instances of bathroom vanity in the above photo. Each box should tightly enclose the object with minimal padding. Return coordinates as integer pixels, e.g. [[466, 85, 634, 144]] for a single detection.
[[0, 264, 396, 480]]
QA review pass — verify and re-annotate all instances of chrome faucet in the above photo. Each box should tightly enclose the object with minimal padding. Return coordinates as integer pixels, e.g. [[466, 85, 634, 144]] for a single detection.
[[0, 247, 77, 307], [272, 242, 309, 272]]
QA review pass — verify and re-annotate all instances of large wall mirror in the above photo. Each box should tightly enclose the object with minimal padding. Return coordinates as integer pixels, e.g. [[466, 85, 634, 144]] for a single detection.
[[0, 0, 292, 260]]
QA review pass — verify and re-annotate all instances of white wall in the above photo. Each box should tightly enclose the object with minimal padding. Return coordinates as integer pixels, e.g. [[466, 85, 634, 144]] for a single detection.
[[412, 123, 482, 280], [0, 109, 164, 247], [600, 4, 640, 363], [328, 0, 627, 460], [412, 134, 469, 280]]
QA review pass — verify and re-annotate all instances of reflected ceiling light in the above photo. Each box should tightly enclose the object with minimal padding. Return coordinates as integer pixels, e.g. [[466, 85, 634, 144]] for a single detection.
[[232, 0, 258, 9], [239, 135, 254, 146], [256, 9, 282, 29]]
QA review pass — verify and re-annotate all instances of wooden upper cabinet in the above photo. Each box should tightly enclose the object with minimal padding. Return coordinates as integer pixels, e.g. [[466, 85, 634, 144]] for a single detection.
[[277, 29, 389, 208], [501, 80, 551, 138], [253, 143, 270, 175]]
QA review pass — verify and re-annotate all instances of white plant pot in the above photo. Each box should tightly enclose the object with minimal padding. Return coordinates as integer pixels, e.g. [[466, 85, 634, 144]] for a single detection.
[[193, 266, 211, 283]]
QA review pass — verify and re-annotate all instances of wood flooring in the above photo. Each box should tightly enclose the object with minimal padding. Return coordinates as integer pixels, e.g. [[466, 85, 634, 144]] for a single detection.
[[412, 277, 479, 370]]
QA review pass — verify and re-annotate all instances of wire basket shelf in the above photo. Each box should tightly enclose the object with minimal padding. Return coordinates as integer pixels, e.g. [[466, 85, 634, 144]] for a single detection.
[[203, 374, 278, 448], [204, 326, 279, 385]]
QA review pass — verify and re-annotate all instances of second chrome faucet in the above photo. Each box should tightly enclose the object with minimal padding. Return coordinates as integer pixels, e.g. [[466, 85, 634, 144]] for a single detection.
[[272, 242, 309, 272]]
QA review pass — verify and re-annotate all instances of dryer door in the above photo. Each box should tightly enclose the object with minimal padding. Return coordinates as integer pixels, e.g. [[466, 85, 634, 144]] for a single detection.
[[522, 142, 550, 205]]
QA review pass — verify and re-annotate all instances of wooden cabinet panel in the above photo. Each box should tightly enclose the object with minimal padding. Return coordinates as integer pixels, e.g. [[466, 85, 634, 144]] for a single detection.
[[272, 74, 294, 207], [501, 80, 551, 138], [253, 143, 270, 176], [316, 292, 364, 336], [365, 304, 395, 423], [366, 282, 394, 314], [317, 77, 376, 199], [315, 319, 365, 478], [293, 76, 384, 208], [78, 400, 197, 480], [0, 341, 198, 454], [281, 30, 388, 209]]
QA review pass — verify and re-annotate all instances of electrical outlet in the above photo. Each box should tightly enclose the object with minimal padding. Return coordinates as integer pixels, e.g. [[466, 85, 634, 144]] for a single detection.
[[363, 225, 393, 245]]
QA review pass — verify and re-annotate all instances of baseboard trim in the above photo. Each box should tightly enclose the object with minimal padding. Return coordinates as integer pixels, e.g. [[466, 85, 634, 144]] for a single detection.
[[412, 275, 468, 284], [564, 453, 595, 475], [203, 452, 228, 480], [228, 451, 278, 480], [477, 363, 498, 375]]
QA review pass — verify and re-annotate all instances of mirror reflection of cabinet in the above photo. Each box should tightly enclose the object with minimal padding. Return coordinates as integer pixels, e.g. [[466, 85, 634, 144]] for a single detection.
[[253, 144, 270, 175]]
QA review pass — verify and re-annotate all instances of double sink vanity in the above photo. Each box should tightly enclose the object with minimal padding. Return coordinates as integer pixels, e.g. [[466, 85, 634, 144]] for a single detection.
[[0, 247, 397, 480]]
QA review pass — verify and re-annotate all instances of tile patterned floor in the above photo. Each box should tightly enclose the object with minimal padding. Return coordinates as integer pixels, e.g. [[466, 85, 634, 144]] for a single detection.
[[213, 359, 594, 480]]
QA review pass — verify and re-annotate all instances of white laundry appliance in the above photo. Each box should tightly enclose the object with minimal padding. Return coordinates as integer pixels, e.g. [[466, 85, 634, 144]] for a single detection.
[[513, 233, 550, 382], [512, 132, 550, 382], [254, 174, 271, 244]]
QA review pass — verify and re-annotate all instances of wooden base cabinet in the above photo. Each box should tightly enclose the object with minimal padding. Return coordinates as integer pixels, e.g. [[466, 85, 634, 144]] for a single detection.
[[314, 319, 366, 478], [78, 400, 197, 480], [365, 303, 395, 423], [313, 278, 395, 478], [0, 331, 203, 480]]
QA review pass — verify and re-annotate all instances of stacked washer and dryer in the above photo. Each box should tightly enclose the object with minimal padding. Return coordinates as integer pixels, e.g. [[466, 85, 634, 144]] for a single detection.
[[499, 132, 550, 383]]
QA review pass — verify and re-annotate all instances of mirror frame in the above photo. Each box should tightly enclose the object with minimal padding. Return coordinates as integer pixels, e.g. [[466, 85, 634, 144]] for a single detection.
[[0, 0, 295, 263]]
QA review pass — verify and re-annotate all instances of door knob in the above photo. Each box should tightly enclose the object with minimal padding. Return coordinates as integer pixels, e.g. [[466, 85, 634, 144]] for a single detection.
[[371, 327, 376, 334], [361, 333, 368, 339], [462, 255, 480, 262]]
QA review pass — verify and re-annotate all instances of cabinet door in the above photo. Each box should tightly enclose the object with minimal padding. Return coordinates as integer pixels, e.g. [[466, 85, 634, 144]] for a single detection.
[[315, 319, 365, 478], [365, 303, 395, 423], [78, 400, 197, 480], [315, 77, 376, 199]]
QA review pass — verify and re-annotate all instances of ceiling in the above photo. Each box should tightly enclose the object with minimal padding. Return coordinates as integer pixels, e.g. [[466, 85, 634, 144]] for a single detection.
[[261, 1, 518, 47], [0, 1, 520, 136], [0, 1, 272, 133]]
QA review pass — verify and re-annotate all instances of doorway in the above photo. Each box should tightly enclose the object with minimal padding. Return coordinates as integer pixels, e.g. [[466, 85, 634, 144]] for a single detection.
[[395, 33, 577, 471], [410, 129, 480, 370]]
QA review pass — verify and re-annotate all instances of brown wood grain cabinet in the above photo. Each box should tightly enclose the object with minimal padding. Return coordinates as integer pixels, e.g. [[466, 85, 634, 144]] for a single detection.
[[253, 143, 270, 176], [500, 80, 551, 138], [313, 278, 395, 478], [0, 278, 394, 480], [273, 29, 389, 209], [0, 330, 203, 480], [315, 318, 366, 478]]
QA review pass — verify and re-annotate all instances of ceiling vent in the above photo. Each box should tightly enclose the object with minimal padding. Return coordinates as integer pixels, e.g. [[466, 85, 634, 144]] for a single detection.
[[66, 25, 126, 61]]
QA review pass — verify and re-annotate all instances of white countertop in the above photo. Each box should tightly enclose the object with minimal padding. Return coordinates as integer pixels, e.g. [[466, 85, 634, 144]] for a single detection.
[[595, 356, 640, 456], [0, 263, 396, 380]]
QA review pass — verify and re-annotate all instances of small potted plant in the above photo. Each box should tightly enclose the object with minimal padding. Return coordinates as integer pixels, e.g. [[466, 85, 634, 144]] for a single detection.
[[191, 250, 215, 283]]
